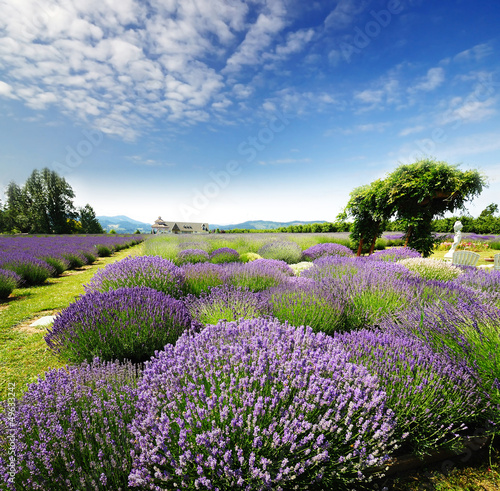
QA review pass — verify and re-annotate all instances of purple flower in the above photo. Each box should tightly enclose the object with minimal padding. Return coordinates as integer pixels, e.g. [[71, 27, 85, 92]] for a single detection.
[[302, 242, 353, 261], [209, 247, 240, 264], [336, 328, 489, 453], [369, 247, 421, 262], [0, 252, 54, 285], [85, 255, 185, 298], [0, 358, 139, 490], [178, 248, 210, 264], [185, 284, 272, 326], [182, 262, 228, 296], [45, 287, 194, 363], [0, 268, 21, 299], [129, 318, 397, 489], [258, 240, 302, 264], [225, 259, 294, 292]]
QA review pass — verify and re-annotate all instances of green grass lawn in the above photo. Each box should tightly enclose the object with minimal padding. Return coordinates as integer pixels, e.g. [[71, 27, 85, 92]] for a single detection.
[[0, 243, 144, 401]]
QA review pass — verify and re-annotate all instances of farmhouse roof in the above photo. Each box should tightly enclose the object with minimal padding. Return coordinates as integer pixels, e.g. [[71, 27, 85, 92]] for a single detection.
[[151, 217, 209, 233]]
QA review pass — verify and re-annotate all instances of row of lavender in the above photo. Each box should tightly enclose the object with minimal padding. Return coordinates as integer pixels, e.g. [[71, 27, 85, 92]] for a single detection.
[[1, 244, 499, 489], [0, 235, 144, 299]]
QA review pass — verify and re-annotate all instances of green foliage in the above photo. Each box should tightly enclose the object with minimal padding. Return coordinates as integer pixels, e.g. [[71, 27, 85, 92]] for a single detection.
[[109, 229, 117, 234], [4, 169, 79, 234], [343, 159, 487, 257], [79, 204, 104, 234]]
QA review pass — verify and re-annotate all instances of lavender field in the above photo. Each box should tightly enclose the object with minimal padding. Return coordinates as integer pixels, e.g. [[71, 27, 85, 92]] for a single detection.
[[1, 234, 499, 489], [0, 235, 144, 299]]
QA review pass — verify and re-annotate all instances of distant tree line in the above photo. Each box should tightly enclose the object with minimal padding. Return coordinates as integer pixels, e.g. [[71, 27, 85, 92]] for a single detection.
[[215, 222, 351, 234], [0, 168, 104, 234]]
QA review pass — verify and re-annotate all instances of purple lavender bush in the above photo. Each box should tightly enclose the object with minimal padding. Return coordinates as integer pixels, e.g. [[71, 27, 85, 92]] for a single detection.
[[186, 285, 271, 326], [258, 240, 302, 264], [209, 247, 240, 264], [177, 248, 210, 264], [182, 262, 228, 296], [0, 358, 139, 490], [85, 255, 185, 298], [45, 287, 193, 363], [268, 281, 349, 334], [129, 318, 397, 489], [452, 268, 500, 306], [303, 257, 420, 330], [336, 328, 489, 454], [0, 252, 53, 285], [368, 247, 421, 262], [226, 259, 293, 292], [302, 242, 353, 261], [0, 269, 21, 300], [381, 302, 500, 428]]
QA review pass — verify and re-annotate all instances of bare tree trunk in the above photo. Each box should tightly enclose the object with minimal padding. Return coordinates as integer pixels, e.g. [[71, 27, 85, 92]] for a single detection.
[[404, 226, 413, 247], [357, 237, 364, 256], [368, 235, 378, 255]]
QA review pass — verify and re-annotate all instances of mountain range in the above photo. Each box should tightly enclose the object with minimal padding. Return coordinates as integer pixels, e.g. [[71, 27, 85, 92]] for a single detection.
[[97, 216, 327, 233]]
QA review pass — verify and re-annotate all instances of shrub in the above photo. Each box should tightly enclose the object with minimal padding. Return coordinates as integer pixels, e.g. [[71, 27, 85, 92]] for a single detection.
[[182, 262, 228, 296], [452, 268, 500, 304], [0, 359, 139, 490], [226, 259, 293, 292], [0, 253, 53, 286], [81, 251, 97, 264], [0, 269, 21, 300], [369, 247, 421, 262], [95, 244, 112, 257], [62, 252, 86, 269], [186, 285, 271, 326], [177, 248, 209, 264], [42, 256, 69, 275], [268, 282, 348, 334], [85, 255, 185, 298], [336, 329, 488, 454], [399, 257, 463, 282], [240, 252, 262, 263], [45, 287, 194, 363], [258, 240, 302, 264], [289, 261, 315, 276], [129, 319, 397, 489], [209, 247, 240, 264], [302, 242, 354, 261], [382, 302, 500, 428]]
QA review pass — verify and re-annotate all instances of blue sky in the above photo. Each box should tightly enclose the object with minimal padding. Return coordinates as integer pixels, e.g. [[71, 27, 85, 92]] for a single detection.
[[0, 0, 499, 226]]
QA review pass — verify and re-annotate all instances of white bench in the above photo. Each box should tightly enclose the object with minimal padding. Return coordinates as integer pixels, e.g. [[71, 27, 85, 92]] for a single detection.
[[452, 250, 480, 267], [494, 253, 500, 271]]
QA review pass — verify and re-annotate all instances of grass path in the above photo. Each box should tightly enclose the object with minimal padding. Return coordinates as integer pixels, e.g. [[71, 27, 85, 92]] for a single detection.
[[0, 243, 144, 401]]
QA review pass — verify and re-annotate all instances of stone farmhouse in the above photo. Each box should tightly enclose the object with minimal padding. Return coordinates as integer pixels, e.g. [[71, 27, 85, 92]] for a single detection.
[[151, 216, 210, 234]]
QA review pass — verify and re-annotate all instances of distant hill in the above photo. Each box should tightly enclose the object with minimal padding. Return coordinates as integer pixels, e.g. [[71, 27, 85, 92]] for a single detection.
[[97, 217, 328, 233], [97, 216, 152, 234], [211, 220, 327, 231]]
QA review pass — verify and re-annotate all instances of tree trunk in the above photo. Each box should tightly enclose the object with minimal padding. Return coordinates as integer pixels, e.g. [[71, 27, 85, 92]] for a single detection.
[[404, 226, 413, 247], [357, 237, 364, 257], [368, 235, 378, 255]]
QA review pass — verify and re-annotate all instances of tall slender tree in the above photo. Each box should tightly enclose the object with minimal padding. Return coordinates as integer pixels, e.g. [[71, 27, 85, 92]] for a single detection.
[[79, 204, 104, 234]]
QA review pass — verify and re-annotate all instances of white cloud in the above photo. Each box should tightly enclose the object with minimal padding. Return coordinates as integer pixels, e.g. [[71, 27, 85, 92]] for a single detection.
[[398, 125, 425, 136], [438, 97, 497, 125], [411, 67, 445, 92], [324, 0, 368, 30], [0, 81, 16, 99], [454, 42, 494, 63], [355, 89, 384, 104], [0, 0, 291, 139]]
